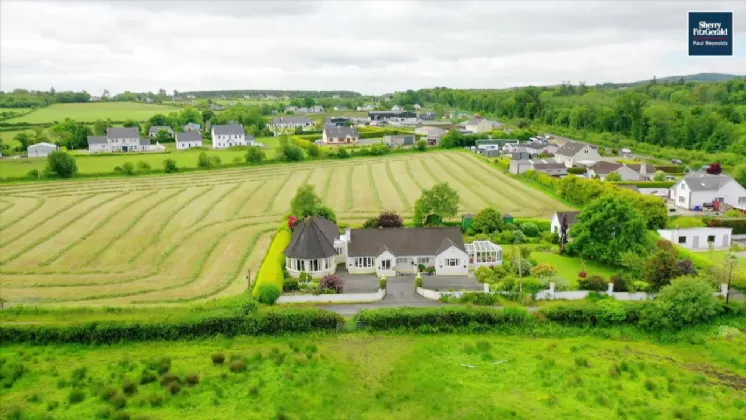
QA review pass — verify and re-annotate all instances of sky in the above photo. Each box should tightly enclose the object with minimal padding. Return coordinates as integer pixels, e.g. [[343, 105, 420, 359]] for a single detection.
[[1, 0, 745, 95]]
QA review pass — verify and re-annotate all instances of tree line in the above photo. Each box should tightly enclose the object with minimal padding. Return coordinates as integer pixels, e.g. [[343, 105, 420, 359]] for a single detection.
[[395, 79, 746, 154]]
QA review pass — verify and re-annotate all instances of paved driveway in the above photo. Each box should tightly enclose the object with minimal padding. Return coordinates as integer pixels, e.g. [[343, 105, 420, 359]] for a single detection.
[[325, 275, 442, 316]]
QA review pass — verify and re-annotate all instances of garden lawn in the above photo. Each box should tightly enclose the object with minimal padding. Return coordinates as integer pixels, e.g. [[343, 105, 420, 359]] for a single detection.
[[2, 333, 746, 419], [532, 252, 624, 288], [5, 102, 180, 124]]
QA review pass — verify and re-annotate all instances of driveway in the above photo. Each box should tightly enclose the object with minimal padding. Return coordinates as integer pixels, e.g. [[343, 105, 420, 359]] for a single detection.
[[325, 275, 442, 316]]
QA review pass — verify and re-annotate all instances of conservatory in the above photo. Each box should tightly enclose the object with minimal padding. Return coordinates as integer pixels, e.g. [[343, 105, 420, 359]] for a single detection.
[[465, 241, 503, 267]]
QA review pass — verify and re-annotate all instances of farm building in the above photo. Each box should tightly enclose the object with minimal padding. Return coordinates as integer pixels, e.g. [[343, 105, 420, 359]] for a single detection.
[[27, 142, 59, 158], [383, 134, 415, 147], [284, 216, 492, 278], [657, 227, 733, 249], [175, 131, 203, 150]]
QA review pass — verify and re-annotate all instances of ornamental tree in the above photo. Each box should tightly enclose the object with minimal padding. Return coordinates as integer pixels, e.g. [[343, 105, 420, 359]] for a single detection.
[[414, 182, 459, 226], [567, 195, 647, 265], [471, 207, 503, 234], [290, 184, 321, 217]]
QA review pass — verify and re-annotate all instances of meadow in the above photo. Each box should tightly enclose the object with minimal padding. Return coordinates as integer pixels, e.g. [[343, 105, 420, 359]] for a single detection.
[[5, 102, 180, 124], [2, 332, 746, 419], [0, 151, 571, 307], [0, 137, 281, 178]]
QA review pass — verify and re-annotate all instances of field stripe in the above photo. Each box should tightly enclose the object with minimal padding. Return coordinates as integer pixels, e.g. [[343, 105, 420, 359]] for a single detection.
[[80, 188, 187, 268], [265, 170, 298, 215], [386, 161, 411, 211], [0, 195, 45, 231], [430, 153, 514, 211], [345, 165, 354, 210], [368, 164, 384, 210], [229, 181, 263, 219], [320, 167, 334, 204], [38, 192, 153, 266], [0, 193, 127, 266], [420, 158, 485, 211]]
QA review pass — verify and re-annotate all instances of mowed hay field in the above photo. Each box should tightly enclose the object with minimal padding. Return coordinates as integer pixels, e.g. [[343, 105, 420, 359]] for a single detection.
[[0, 151, 571, 306], [5, 102, 180, 124]]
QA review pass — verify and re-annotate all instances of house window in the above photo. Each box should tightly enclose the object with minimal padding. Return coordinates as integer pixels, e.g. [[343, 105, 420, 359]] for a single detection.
[[417, 257, 430, 265], [707, 235, 715, 243], [309, 259, 319, 272], [354, 257, 372, 268], [446, 258, 459, 267], [335, 247, 341, 255], [381, 260, 391, 270], [740, 197, 746, 205], [396, 257, 409, 265], [678, 236, 686, 244], [678, 196, 685, 203]]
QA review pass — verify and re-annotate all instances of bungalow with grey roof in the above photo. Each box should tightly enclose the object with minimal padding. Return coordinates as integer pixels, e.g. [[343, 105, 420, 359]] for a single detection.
[[148, 126, 174, 138], [183, 122, 201, 132], [669, 172, 746, 210], [322, 126, 359, 144], [176, 131, 203, 150], [270, 116, 314, 134], [554, 142, 602, 167]]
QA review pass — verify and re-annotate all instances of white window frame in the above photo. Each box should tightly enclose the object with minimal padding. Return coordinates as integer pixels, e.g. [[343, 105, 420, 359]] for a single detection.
[[446, 258, 459, 267]]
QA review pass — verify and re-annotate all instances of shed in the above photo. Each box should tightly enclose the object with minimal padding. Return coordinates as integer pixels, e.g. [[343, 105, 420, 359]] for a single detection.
[[27, 142, 59, 158], [461, 214, 474, 232], [503, 213, 514, 224], [484, 149, 501, 158]]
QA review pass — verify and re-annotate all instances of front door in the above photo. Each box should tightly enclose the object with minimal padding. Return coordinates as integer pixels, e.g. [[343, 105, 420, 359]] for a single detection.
[[122, 146, 128, 152], [693, 236, 699, 249]]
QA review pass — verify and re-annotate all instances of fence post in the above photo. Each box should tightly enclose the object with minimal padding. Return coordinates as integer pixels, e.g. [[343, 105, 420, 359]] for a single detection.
[[484, 283, 490, 293], [549, 282, 555, 300], [607, 283, 614, 296]]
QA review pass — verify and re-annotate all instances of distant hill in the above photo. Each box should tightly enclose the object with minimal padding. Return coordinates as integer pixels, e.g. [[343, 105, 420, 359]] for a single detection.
[[597, 73, 743, 88]]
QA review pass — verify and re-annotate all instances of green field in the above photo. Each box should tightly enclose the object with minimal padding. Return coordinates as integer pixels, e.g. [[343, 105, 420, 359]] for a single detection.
[[2, 332, 746, 419], [0, 151, 570, 306], [5, 102, 180, 124]]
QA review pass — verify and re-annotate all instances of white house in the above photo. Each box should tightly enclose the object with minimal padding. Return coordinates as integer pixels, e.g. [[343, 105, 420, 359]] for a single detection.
[[175, 131, 203, 149], [27, 142, 59, 157], [283, 217, 481, 278], [284, 106, 299, 113], [587, 161, 655, 181], [550, 211, 580, 235], [183, 123, 201, 132], [211, 124, 253, 149], [464, 117, 499, 133], [391, 105, 402, 111], [86, 127, 144, 153], [657, 227, 733, 249], [309, 105, 324, 113], [554, 142, 603, 167], [148, 126, 174, 138], [510, 159, 567, 176], [270, 116, 314, 134], [669, 173, 746, 210], [322, 126, 359, 144]]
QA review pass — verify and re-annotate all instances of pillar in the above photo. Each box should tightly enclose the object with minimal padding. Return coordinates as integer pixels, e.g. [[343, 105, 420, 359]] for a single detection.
[[607, 283, 614, 295]]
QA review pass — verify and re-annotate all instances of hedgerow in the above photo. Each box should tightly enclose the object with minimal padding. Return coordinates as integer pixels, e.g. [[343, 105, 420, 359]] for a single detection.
[[354, 306, 529, 331], [251, 228, 292, 299], [0, 308, 342, 345]]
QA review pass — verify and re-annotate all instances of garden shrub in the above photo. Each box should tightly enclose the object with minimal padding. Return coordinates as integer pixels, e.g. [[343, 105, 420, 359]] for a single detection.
[[68, 389, 85, 404], [415, 275, 424, 288], [121, 379, 137, 396], [520, 223, 540, 237], [229, 360, 247, 373], [530, 263, 557, 278], [257, 284, 281, 305], [629, 281, 650, 292], [136, 161, 151, 172], [541, 275, 570, 291], [45, 151, 78, 178], [354, 306, 529, 331], [609, 272, 628, 292], [319, 274, 344, 294], [379, 277, 387, 290], [539, 301, 643, 326], [163, 159, 178, 173], [456, 292, 500, 306], [252, 229, 292, 299], [578, 275, 607, 291], [211, 353, 225, 365], [120, 162, 135, 175], [702, 217, 746, 234], [185, 373, 199, 386], [639, 276, 721, 330], [475, 266, 496, 283], [282, 278, 299, 292], [0, 308, 343, 345]]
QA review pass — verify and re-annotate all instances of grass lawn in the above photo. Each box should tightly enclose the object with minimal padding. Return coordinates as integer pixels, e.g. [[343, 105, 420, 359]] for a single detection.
[[2, 332, 746, 419], [534, 252, 623, 286], [5, 102, 180, 124]]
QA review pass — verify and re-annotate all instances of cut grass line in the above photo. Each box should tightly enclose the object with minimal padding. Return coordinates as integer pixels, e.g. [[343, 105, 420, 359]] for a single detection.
[[368, 164, 383, 210], [81, 188, 187, 268], [321, 167, 334, 204], [345, 165, 354, 211], [0, 195, 97, 247], [302, 168, 314, 185], [405, 160, 426, 191], [127, 187, 211, 264], [38, 192, 153, 266], [420, 158, 444, 183], [0, 193, 128, 266], [0, 195, 45, 231], [263, 171, 294, 214], [189, 182, 243, 226], [229, 182, 264, 219], [0, 198, 13, 214], [430, 154, 498, 208], [133, 229, 269, 304], [3, 273, 154, 290], [386, 161, 411, 211]]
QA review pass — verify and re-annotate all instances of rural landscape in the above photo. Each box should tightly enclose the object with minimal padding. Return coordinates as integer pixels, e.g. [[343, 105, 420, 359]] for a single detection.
[[2, 1, 746, 419]]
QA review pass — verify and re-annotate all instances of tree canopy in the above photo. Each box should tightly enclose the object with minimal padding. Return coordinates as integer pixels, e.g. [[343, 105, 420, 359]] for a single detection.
[[414, 182, 459, 225], [471, 207, 503, 234], [567, 195, 648, 265], [290, 185, 322, 217], [45, 151, 78, 178]]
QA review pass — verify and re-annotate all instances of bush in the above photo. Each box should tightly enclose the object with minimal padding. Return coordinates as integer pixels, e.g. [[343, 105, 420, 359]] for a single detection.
[[279, 143, 304, 162], [520, 223, 540, 237], [246, 146, 266, 164], [639, 276, 721, 330], [307, 143, 320, 157], [110, 393, 127, 410], [578, 275, 607, 291], [456, 292, 500, 306], [167, 382, 181, 395], [629, 281, 650, 292], [121, 162, 135, 176], [354, 306, 529, 331], [539, 301, 643, 326], [148, 393, 164, 407], [282, 278, 299, 292], [211, 353, 225, 365], [567, 167, 587, 174], [415, 275, 424, 288], [45, 151, 78, 178], [336, 147, 349, 159], [319, 274, 344, 294], [530, 263, 557, 278], [609, 272, 628, 292], [136, 161, 151, 171], [541, 275, 570, 291], [139, 370, 156, 385], [379, 278, 387, 290], [416, 140, 427, 151], [121, 379, 137, 396], [68, 389, 85, 404], [185, 373, 199, 386], [26, 168, 42, 179], [229, 360, 247, 373], [163, 159, 178, 173], [475, 266, 496, 283], [257, 284, 281, 305]]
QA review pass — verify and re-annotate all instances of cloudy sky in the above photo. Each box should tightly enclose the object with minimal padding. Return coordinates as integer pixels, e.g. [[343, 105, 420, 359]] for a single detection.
[[1, 1, 744, 95]]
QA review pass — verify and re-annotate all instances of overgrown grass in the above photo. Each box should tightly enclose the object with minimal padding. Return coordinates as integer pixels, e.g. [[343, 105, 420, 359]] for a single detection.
[[2, 330, 746, 419]]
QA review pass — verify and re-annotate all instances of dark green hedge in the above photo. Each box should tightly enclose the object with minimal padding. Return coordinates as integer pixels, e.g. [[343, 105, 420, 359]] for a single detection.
[[703, 217, 746, 234], [538, 301, 644, 326], [613, 181, 676, 188], [353, 306, 529, 331], [0, 308, 343, 345], [567, 167, 587, 174]]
